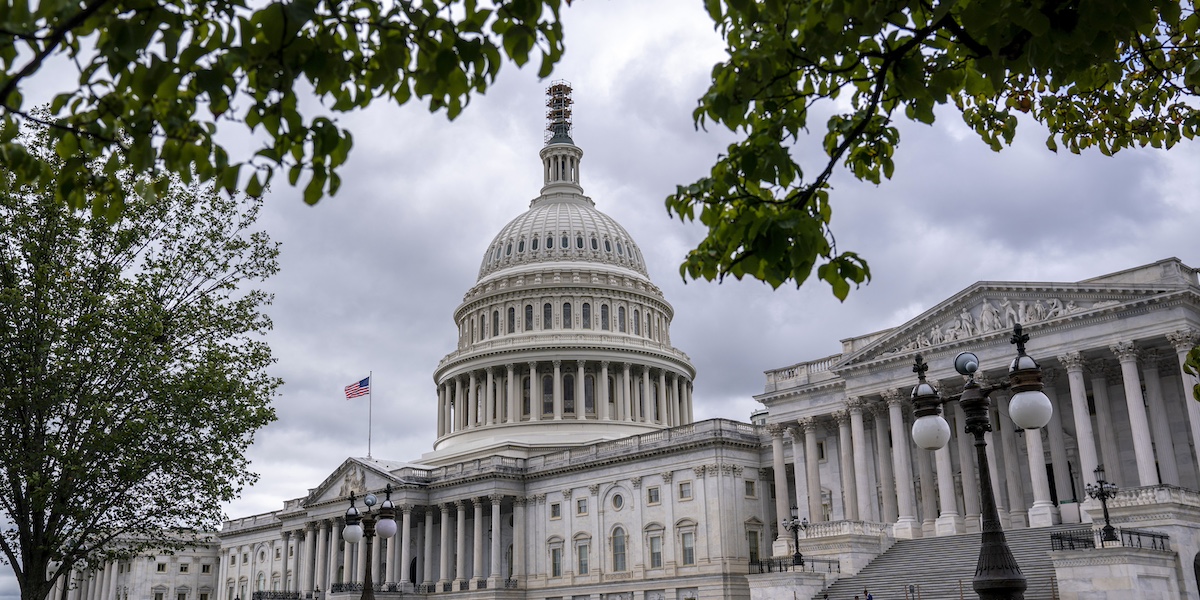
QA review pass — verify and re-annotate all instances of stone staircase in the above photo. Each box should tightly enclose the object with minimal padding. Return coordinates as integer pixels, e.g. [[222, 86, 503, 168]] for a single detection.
[[820, 524, 1079, 600]]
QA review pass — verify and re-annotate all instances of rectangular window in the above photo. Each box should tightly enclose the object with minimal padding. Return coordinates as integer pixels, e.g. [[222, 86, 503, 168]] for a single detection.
[[274, 548, 280, 559], [550, 503, 561, 519], [681, 532, 696, 565], [816, 441, 826, 461], [576, 543, 589, 575], [179, 563, 189, 573], [242, 553, 248, 564], [178, 593, 187, 600], [229, 555, 235, 566], [649, 535, 663, 568], [551, 547, 563, 577], [201, 564, 212, 574], [647, 487, 661, 505], [744, 480, 756, 498], [576, 498, 588, 515], [678, 481, 693, 500], [748, 530, 760, 564], [157, 563, 167, 573], [200, 595, 209, 600], [155, 594, 164, 600]]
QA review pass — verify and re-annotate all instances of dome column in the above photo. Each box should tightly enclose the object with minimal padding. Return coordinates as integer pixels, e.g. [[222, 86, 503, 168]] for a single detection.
[[552, 360, 563, 420], [467, 371, 478, 429], [485, 367, 496, 426], [599, 361, 610, 421], [657, 369, 668, 425], [506, 364, 517, 424], [453, 377, 464, 432], [672, 375, 682, 426], [576, 361, 586, 420], [620, 363, 631, 421], [436, 384, 446, 436], [640, 365, 650, 422], [529, 362, 541, 421]]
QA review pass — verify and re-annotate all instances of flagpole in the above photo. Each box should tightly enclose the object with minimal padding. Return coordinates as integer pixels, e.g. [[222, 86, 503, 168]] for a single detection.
[[368, 370, 373, 459]]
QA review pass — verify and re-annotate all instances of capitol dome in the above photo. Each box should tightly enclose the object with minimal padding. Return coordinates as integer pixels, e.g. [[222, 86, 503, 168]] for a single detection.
[[424, 82, 696, 464]]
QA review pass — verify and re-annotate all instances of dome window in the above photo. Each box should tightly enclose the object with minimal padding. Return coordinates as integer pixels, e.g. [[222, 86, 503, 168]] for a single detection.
[[601, 305, 610, 330], [605, 240, 612, 252], [525, 305, 534, 331], [616, 242, 624, 256], [633, 309, 641, 335], [543, 303, 553, 329], [563, 303, 573, 329], [518, 240, 525, 253], [561, 234, 569, 248], [494, 246, 501, 260], [492, 310, 500, 336], [506, 243, 512, 256], [507, 307, 516, 334], [617, 307, 626, 333], [591, 238, 598, 250], [576, 235, 584, 249], [532, 237, 539, 251], [582, 303, 591, 329], [546, 236, 554, 249]]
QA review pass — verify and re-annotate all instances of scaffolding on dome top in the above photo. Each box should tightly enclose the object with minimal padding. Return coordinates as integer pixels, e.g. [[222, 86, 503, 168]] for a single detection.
[[545, 80, 573, 144]]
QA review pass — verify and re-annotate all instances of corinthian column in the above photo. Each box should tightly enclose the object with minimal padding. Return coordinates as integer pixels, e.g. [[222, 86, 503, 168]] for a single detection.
[[1061, 352, 1099, 494], [799, 417, 824, 522], [1141, 349, 1179, 485], [885, 389, 919, 538], [552, 360, 563, 420], [1168, 328, 1200, 483], [599, 361, 611, 421], [953, 400, 981, 532], [871, 403, 897, 523], [767, 424, 791, 551], [1111, 341, 1160, 485], [847, 397, 874, 521], [834, 410, 858, 520], [1087, 359, 1124, 486]]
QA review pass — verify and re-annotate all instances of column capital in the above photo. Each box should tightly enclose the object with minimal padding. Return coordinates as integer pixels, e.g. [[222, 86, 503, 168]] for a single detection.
[[832, 409, 851, 426], [868, 400, 889, 419], [488, 494, 504, 505], [766, 423, 788, 437], [600, 360, 610, 369], [797, 416, 818, 433], [629, 476, 642, 488], [588, 484, 600, 496], [881, 388, 903, 406], [513, 497, 528, 507], [552, 359, 561, 369], [505, 363, 515, 371], [1110, 340, 1139, 362], [561, 489, 573, 499], [694, 465, 708, 479], [1167, 328, 1200, 352], [661, 470, 674, 483], [845, 396, 867, 412], [1058, 351, 1086, 371], [527, 361, 537, 371]]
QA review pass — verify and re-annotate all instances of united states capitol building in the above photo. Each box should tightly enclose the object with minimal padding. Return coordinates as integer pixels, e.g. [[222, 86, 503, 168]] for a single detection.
[[70, 86, 1200, 600]]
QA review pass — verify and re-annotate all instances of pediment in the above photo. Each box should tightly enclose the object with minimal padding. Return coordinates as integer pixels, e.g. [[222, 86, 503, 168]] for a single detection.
[[304, 458, 402, 506], [837, 280, 1183, 370]]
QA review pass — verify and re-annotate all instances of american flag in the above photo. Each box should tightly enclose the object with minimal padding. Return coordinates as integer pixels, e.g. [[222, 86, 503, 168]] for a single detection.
[[345, 377, 370, 399]]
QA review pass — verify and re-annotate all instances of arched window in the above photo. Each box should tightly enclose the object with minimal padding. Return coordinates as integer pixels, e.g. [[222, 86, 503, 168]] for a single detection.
[[492, 310, 500, 337], [582, 303, 591, 329], [507, 307, 515, 333], [470, 317, 476, 342], [605, 239, 612, 252], [561, 234, 569, 248], [543, 303, 553, 329], [633, 309, 641, 335], [518, 239, 525, 253], [617, 242, 624, 255], [542, 375, 553, 415], [505, 243, 512, 256], [522, 377, 531, 417], [601, 305, 610, 330], [546, 236, 553, 249], [532, 237, 539, 251], [563, 303, 573, 329], [256, 573, 266, 592], [612, 527, 627, 572], [618, 307, 626, 333], [525, 305, 533, 331], [591, 237, 598, 250], [564, 374, 575, 414], [584, 374, 595, 414], [576, 235, 584, 248]]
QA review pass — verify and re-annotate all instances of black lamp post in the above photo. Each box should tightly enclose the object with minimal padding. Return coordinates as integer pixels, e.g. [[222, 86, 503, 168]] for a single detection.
[[1085, 465, 1120, 543], [909, 324, 1052, 600], [781, 506, 808, 567], [341, 485, 398, 600]]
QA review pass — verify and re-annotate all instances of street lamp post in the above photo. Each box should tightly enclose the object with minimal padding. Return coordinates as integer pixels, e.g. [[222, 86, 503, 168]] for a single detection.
[[341, 484, 398, 600], [781, 506, 808, 567], [909, 324, 1052, 600], [1085, 465, 1120, 543]]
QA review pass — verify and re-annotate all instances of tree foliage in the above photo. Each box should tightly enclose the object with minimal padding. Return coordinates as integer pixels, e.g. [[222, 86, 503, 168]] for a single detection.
[[0, 0, 567, 218], [1186, 344, 1200, 402], [667, 0, 1200, 298], [0, 124, 279, 600]]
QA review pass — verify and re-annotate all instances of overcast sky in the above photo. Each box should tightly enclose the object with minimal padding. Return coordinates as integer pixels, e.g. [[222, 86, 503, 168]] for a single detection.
[[5, 0, 1199, 595]]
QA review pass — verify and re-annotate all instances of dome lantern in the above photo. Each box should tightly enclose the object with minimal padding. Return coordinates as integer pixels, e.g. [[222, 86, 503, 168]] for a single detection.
[[540, 81, 583, 195]]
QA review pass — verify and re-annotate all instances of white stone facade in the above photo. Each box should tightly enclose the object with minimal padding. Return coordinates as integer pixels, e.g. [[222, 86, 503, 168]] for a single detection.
[[67, 99, 1200, 600]]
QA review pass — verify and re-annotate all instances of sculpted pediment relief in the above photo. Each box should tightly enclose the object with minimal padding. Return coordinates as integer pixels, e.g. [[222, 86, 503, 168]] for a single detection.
[[840, 284, 1167, 368], [306, 459, 392, 506]]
